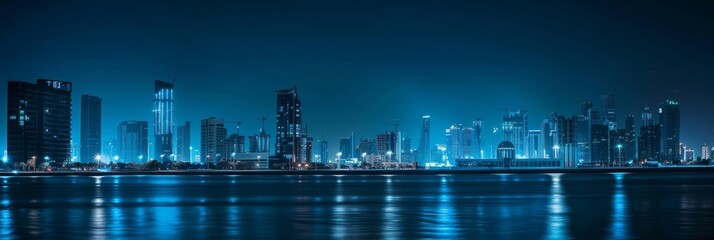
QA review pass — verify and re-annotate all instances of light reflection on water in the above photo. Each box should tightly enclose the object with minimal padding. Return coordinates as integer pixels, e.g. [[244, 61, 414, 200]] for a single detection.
[[1, 173, 714, 239]]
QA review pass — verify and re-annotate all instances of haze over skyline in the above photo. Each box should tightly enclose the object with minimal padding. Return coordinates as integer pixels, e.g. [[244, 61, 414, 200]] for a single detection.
[[1, 0, 713, 157]]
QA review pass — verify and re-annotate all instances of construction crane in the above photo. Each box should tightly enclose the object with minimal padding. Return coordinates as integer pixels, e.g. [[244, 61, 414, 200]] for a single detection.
[[255, 116, 267, 131]]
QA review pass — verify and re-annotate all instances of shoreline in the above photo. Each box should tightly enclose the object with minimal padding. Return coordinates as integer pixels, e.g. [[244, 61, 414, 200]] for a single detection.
[[2, 167, 714, 176]]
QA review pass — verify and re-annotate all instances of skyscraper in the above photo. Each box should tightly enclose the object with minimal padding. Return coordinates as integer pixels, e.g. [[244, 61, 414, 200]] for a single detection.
[[320, 140, 329, 164], [117, 121, 148, 163], [201, 117, 227, 163], [701, 144, 710, 160], [473, 119, 483, 159], [275, 86, 303, 163], [377, 131, 398, 160], [445, 124, 462, 161], [659, 99, 680, 162], [418, 115, 431, 166], [176, 121, 191, 162], [502, 109, 528, 158], [638, 106, 660, 161], [527, 130, 541, 158], [7, 80, 72, 165], [624, 115, 636, 161], [601, 94, 617, 130], [540, 111, 559, 159], [227, 133, 245, 158], [153, 80, 174, 163], [557, 116, 576, 168], [249, 129, 271, 153], [80, 95, 102, 163]]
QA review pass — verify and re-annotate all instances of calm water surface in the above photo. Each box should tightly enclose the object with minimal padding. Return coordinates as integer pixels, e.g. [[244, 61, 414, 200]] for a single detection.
[[1, 172, 714, 239]]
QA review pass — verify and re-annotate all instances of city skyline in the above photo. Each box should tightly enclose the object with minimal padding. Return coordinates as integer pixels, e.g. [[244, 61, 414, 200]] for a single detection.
[[1, 1, 713, 161]]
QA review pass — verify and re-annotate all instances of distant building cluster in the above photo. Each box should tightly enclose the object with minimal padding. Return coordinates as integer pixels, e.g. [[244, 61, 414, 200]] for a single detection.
[[4, 79, 706, 170]]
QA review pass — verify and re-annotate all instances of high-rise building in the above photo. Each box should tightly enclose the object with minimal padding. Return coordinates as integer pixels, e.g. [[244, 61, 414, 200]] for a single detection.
[[659, 99, 680, 162], [638, 106, 660, 161], [201, 117, 227, 163], [377, 131, 398, 160], [601, 94, 617, 130], [445, 124, 464, 161], [275, 86, 303, 162], [473, 119, 483, 159], [624, 115, 636, 161], [176, 121, 191, 162], [541, 111, 559, 159], [117, 121, 148, 163], [227, 133, 246, 158], [80, 95, 101, 163], [418, 115, 431, 166], [575, 115, 591, 164], [339, 133, 355, 159], [7, 80, 72, 165], [358, 138, 376, 156], [153, 80, 174, 163], [249, 129, 271, 153], [557, 116, 576, 168], [462, 127, 475, 158], [502, 109, 528, 158], [527, 130, 541, 158], [701, 144, 710, 160], [320, 140, 329, 164]]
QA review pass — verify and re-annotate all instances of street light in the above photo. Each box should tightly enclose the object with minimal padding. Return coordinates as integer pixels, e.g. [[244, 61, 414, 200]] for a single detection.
[[113, 155, 119, 162]]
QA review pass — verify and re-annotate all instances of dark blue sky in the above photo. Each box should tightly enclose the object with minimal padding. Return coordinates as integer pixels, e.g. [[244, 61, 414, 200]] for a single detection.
[[1, 0, 713, 156]]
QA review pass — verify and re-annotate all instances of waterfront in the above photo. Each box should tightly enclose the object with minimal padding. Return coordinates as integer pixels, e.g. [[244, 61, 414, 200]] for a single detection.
[[2, 172, 714, 239]]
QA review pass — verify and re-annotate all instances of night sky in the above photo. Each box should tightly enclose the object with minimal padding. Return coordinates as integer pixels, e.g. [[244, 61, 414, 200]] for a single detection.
[[1, 0, 713, 157]]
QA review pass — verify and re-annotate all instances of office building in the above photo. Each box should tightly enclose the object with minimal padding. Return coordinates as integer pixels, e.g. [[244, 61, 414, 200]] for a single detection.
[[176, 121, 191, 162], [601, 94, 617, 130], [445, 124, 464, 161], [117, 121, 148, 163], [418, 115, 431, 166], [153, 80, 174, 163], [540, 111, 559, 159], [638, 106, 660, 161], [275, 86, 303, 162], [80, 95, 101, 163], [227, 133, 246, 158], [659, 99, 681, 162], [502, 109, 528, 158], [624, 115, 636, 161], [527, 130, 541, 158], [201, 117, 227, 163], [7, 80, 72, 165]]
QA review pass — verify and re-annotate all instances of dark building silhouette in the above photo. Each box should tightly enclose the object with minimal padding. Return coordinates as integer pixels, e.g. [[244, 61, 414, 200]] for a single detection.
[[176, 121, 191, 162], [7, 80, 72, 165], [117, 121, 148, 163], [601, 94, 617, 130], [320, 140, 329, 164], [624, 115, 636, 161], [638, 106, 660, 161], [275, 86, 303, 162], [153, 80, 174, 163], [541, 111, 560, 159], [227, 133, 246, 158], [557, 116, 577, 168], [418, 115, 431, 166], [659, 99, 681, 162], [248, 129, 271, 153], [81, 94, 101, 163], [473, 118, 483, 159]]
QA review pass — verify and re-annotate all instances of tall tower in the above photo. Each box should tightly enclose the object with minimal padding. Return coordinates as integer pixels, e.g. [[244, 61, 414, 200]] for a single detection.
[[624, 115, 636, 161], [117, 121, 148, 163], [474, 118, 483, 159], [201, 117, 227, 163], [153, 80, 174, 162], [601, 94, 617, 130], [81, 95, 102, 163], [418, 115, 431, 166], [659, 99, 680, 162], [8, 80, 73, 165], [176, 121, 191, 162], [638, 106, 660, 161], [275, 86, 303, 163], [502, 109, 528, 158]]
